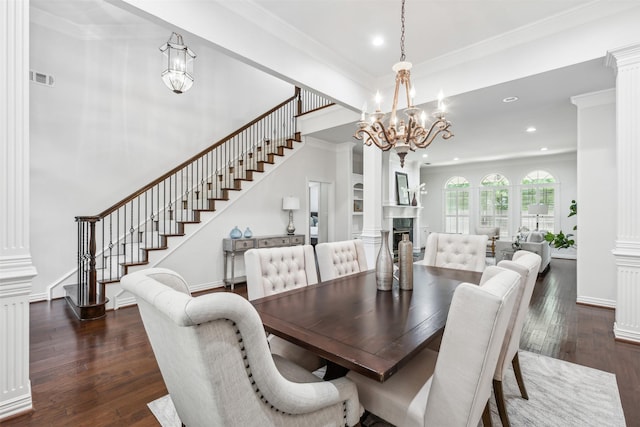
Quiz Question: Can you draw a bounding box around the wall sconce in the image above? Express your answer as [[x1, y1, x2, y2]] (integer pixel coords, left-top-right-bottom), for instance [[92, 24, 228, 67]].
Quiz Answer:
[[282, 196, 300, 235], [159, 32, 196, 94]]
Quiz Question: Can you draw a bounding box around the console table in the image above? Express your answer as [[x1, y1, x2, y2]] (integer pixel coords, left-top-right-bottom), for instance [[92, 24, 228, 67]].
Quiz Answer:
[[222, 234, 305, 290]]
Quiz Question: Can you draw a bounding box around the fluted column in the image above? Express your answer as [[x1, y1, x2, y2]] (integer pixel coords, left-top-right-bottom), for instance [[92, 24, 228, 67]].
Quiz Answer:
[[360, 146, 385, 266], [0, 0, 37, 419], [606, 43, 640, 343]]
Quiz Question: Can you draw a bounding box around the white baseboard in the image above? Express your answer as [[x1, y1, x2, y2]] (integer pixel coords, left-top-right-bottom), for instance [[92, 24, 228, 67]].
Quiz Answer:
[[552, 253, 577, 260], [112, 280, 225, 310], [614, 322, 640, 344], [576, 296, 616, 309], [190, 280, 224, 293], [0, 385, 32, 421], [29, 292, 48, 302]]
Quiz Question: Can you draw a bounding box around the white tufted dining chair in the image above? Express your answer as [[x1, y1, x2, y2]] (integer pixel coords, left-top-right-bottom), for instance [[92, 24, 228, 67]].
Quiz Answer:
[[121, 268, 362, 427], [346, 266, 522, 427], [415, 232, 488, 272], [315, 239, 369, 282], [245, 245, 324, 371], [488, 250, 542, 427]]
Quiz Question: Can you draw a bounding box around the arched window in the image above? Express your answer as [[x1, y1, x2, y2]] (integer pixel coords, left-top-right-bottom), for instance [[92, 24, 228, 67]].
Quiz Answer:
[[444, 176, 470, 234], [479, 173, 509, 237], [521, 170, 556, 232]]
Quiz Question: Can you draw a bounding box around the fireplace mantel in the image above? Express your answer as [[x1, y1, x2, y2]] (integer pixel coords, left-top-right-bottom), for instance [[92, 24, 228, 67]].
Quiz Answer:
[[383, 204, 422, 219]]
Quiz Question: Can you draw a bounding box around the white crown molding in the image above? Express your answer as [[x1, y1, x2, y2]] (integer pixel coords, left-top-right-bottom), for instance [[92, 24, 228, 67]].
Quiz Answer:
[[571, 88, 615, 108], [30, 4, 165, 41], [220, 0, 375, 88], [411, 1, 639, 82]]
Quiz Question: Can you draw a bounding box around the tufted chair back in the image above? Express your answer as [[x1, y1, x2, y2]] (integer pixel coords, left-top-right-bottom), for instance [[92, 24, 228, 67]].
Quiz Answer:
[[244, 245, 324, 371], [315, 239, 369, 281], [121, 268, 362, 427], [417, 232, 488, 272], [245, 245, 318, 301]]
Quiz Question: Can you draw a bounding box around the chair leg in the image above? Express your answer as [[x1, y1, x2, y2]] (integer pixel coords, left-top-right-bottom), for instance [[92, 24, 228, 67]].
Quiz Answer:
[[482, 400, 493, 427], [493, 379, 510, 427], [512, 352, 529, 400]]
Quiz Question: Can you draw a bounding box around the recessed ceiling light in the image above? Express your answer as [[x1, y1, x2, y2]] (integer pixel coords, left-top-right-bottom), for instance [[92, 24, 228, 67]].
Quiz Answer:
[[526, 126, 537, 133], [422, 154, 428, 158], [541, 147, 548, 151], [372, 36, 384, 47], [453, 157, 459, 161], [502, 96, 519, 103]]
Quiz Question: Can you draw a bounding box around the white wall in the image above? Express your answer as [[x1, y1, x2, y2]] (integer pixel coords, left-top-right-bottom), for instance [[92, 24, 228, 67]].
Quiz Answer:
[[29, 21, 292, 299], [153, 141, 339, 289], [573, 89, 617, 307], [419, 152, 578, 240]]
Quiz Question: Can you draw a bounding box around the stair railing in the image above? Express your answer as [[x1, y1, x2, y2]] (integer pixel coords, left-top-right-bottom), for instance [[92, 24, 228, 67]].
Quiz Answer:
[[72, 87, 333, 317]]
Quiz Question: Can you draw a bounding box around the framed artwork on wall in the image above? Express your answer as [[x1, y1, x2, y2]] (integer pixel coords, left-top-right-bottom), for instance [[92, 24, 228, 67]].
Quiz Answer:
[[396, 172, 410, 205]]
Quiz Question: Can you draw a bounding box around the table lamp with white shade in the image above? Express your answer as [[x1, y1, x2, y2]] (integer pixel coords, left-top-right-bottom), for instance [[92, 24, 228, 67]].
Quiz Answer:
[[528, 203, 548, 230], [282, 196, 300, 235]]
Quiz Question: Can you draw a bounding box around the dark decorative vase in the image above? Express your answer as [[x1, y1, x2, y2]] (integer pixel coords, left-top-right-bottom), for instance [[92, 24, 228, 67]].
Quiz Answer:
[[376, 230, 393, 291], [411, 193, 418, 206], [398, 234, 413, 290]]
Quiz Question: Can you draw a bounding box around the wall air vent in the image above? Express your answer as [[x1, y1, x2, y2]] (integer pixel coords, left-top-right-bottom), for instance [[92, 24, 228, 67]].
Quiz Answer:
[[29, 70, 55, 87]]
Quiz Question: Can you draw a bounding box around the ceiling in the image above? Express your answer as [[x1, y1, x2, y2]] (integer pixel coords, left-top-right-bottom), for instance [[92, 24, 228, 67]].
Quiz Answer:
[[30, 0, 618, 167]]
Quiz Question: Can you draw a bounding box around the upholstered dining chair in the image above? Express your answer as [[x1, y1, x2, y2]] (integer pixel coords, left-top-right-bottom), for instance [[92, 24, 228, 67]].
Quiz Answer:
[[415, 232, 488, 272], [244, 245, 324, 371], [488, 250, 542, 427], [121, 268, 362, 427], [346, 266, 522, 427], [315, 239, 369, 281]]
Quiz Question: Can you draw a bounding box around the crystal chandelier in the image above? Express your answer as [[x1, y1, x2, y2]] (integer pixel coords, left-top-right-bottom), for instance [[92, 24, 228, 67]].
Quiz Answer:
[[354, 0, 453, 167], [160, 32, 196, 94]]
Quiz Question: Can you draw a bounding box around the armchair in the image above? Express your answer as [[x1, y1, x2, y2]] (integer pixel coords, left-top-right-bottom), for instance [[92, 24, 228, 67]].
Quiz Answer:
[[495, 231, 550, 273], [121, 268, 362, 427], [476, 225, 500, 257]]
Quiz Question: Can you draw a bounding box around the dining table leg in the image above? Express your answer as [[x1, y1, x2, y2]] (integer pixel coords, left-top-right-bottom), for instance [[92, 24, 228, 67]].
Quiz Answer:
[[323, 361, 349, 380]]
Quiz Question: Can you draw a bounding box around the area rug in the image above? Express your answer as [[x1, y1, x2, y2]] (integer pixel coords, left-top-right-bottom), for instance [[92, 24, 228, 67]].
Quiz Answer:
[[147, 351, 625, 426]]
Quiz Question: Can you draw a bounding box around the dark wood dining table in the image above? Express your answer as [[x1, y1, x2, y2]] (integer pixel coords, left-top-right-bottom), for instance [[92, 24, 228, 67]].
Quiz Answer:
[[252, 264, 482, 382]]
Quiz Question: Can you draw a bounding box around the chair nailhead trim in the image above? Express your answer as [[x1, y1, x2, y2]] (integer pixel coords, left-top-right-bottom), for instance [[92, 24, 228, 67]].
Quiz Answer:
[[231, 323, 292, 416]]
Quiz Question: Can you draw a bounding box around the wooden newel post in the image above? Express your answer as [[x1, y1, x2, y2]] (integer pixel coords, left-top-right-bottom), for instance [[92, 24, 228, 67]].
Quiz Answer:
[[87, 218, 98, 304], [295, 86, 302, 116], [69, 216, 106, 320]]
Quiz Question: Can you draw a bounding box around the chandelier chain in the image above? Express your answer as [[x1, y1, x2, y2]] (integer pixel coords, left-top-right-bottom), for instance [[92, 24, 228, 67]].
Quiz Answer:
[[353, 0, 454, 168], [400, 0, 406, 61]]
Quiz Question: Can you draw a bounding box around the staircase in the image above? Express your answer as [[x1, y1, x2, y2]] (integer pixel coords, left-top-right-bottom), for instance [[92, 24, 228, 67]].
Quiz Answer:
[[66, 87, 333, 320]]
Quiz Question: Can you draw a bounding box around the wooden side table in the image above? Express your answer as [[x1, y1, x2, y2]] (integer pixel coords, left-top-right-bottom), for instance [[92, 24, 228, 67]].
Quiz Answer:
[[222, 234, 305, 290]]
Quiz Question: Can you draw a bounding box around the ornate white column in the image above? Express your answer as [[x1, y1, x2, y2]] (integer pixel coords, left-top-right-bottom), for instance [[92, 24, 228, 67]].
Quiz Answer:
[[606, 43, 640, 343], [360, 146, 385, 266], [0, 0, 37, 419]]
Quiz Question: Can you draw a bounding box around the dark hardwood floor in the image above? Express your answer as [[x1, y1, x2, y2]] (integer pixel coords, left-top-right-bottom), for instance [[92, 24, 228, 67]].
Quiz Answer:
[[5, 259, 639, 426]]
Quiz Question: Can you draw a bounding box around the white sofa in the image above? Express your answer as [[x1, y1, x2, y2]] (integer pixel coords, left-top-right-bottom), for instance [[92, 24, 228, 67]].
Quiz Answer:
[[495, 231, 551, 273]]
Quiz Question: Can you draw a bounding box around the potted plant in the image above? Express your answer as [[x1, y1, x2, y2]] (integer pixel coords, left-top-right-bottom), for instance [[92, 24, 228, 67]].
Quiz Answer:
[[544, 199, 577, 249]]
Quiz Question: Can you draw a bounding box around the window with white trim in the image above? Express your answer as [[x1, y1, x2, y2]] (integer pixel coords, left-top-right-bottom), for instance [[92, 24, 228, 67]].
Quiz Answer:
[[521, 170, 555, 232], [444, 176, 470, 234], [479, 173, 509, 238]]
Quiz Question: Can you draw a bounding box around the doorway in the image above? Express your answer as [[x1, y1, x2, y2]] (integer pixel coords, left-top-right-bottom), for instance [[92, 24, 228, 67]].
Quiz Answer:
[[308, 181, 332, 246]]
